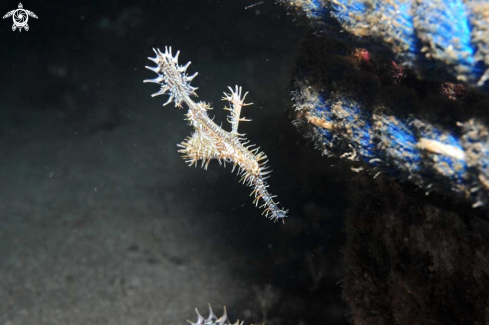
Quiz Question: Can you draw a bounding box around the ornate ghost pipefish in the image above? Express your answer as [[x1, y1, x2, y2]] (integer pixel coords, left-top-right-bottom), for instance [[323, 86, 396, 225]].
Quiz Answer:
[[144, 47, 287, 222]]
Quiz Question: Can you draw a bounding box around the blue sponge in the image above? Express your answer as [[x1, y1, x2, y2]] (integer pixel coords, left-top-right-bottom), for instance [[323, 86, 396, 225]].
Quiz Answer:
[[292, 36, 489, 208], [282, 0, 489, 91]]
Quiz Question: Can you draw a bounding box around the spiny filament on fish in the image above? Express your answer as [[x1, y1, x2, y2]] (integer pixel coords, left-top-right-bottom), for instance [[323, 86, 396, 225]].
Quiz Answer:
[[189, 305, 243, 325], [144, 46, 287, 222]]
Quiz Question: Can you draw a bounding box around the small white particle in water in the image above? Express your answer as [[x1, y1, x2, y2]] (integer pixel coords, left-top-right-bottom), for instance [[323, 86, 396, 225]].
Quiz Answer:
[[255, 9, 260, 15], [164, 191, 174, 202], [49, 171, 55, 177], [94, 187, 97, 192]]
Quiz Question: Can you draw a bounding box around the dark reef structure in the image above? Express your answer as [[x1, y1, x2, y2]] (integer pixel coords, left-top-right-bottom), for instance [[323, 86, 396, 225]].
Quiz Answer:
[[344, 176, 489, 324]]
